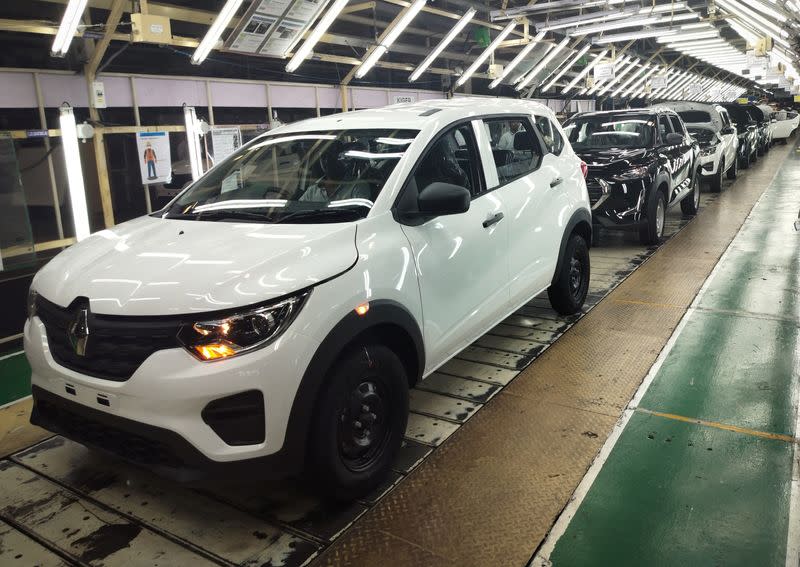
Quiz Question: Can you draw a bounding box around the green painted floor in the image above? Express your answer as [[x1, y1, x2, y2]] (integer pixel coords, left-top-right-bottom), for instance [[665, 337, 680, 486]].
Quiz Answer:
[[548, 145, 800, 566], [0, 353, 30, 407]]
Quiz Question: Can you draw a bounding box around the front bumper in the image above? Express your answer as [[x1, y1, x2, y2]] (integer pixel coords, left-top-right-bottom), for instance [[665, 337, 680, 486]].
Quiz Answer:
[[698, 149, 721, 177], [587, 177, 648, 231], [24, 314, 319, 477]]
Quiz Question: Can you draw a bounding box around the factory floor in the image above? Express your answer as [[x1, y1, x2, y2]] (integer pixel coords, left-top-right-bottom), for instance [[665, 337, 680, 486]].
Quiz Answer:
[[0, 138, 797, 567]]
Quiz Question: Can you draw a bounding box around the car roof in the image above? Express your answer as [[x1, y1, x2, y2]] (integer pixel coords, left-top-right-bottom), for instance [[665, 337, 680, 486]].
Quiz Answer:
[[270, 97, 557, 135]]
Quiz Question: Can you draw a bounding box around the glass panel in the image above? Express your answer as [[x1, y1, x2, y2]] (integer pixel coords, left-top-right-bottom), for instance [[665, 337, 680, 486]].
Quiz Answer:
[[0, 133, 36, 271]]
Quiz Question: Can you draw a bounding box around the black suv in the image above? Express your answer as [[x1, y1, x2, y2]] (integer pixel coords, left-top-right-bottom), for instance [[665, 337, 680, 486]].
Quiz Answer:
[[738, 103, 771, 156], [563, 109, 700, 245], [719, 102, 759, 167]]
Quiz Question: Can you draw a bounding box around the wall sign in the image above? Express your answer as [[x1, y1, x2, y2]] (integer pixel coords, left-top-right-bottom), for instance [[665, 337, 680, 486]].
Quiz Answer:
[[210, 127, 243, 164], [593, 63, 615, 81], [650, 75, 668, 89], [393, 95, 415, 104], [136, 132, 172, 185]]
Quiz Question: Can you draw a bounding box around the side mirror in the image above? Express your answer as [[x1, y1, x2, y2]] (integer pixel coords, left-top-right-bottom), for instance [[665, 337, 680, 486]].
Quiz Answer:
[[417, 182, 471, 216], [665, 132, 683, 146]]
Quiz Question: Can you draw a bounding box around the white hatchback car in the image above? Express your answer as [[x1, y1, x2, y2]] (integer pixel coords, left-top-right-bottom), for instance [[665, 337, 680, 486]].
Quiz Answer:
[[25, 98, 591, 498]]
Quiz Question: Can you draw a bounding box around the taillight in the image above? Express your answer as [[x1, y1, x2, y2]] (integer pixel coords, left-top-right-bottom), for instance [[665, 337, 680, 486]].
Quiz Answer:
[[580, 161, 588, 178]]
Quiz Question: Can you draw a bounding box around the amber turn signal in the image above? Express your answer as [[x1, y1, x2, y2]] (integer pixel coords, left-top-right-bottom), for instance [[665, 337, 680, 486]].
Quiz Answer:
[[194, 342, 238, 360]]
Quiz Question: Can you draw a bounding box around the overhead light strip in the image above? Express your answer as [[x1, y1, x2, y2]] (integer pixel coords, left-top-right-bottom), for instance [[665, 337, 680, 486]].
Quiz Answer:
[[410, 8, 476, 82], [286, 0, 350, 73], [192, 0, 245, 64], [456, 20, 517, 87], [488, 30, 546, 89], [356, 0, 427, 79], [515, 36, 571, 91], [52, 0, 88, 57], [541, 43, 591, 92], [563, 48, 609, 93]]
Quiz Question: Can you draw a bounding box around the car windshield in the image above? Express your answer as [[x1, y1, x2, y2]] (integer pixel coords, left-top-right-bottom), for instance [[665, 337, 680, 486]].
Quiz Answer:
[[677, 110, 712, 124], [163, 128, 418, 223], [723, 106, 753, 126], [563, 114, 655, 150]]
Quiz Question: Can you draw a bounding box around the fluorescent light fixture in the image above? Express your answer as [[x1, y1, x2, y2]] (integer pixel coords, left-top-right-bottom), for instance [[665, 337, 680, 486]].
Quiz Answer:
[[51, 0, 88, 57], [568, 12, 697, 37], [286, 0, 349, 73], [192, 0, 245, 64], [488, 30, 545, 88], [410, 8, 476, 82], [598, 59, 640, 95], [563, 48, 608, 93], [515, 37, 570, 91], [59, 105, 90, 241], [541, 44, 591, 92], [183, 106, 204, 181], [618, 65, 657, 97], [456, 20, 517, 87], [656, 30, 718, 43], [357, 0, 427, 79], [585, 55, 629, 94], [592, 28, 678, 44]]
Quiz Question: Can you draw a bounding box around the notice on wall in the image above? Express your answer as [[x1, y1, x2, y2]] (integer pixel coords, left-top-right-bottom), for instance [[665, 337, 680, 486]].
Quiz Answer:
[[593, 63, 615, 81], [257, 0, 292, 16], [259, 18, 304, 56], [211, 127, 242, 164], [136, 132, 172, 185], [685, 83, 702, 97], [394, 94, 416, 104], [650, 74, 668, 89], [227, 0, 327, 58]]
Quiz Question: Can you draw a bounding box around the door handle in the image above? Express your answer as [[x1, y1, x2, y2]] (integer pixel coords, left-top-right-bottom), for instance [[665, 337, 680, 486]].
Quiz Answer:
[[482, 212, 504, 228], [550, 177, 563, 188]]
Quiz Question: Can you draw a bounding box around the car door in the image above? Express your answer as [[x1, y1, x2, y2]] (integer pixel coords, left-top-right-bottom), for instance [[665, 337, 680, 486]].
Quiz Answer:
[[479, 115, 561, 307], [664, 114, 694, 203], [398, 120, 510, 372], [718, 108, 737, 166]]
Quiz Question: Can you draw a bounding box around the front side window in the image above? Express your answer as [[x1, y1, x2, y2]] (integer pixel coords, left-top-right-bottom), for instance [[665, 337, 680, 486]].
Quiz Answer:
[[658, 115, 673, 140], [534, 115, 565, 155], [413, 123, 482, 196], [563, 114, 656, 150], [483, 118, 544, 186], [164, 128, 418, 223], [668, 115, 685, 135]]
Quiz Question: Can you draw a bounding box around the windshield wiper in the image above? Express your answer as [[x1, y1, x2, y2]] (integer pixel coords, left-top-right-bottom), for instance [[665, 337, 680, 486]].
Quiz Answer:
[[194, 209, 272, 222], [270, 207, 364, 224]]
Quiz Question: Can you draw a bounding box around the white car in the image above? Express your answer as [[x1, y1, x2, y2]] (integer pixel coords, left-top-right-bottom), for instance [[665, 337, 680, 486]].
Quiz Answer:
[[652, 102, 738, 192], [24, 98, 592, 498], [771, 109, 799, 143]]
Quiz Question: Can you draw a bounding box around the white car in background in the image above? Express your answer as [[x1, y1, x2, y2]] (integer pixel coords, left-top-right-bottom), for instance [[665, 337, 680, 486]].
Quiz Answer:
[[771, 109, 799, 143], [652, 102, 738, 192], [24, 98, 592, 499]]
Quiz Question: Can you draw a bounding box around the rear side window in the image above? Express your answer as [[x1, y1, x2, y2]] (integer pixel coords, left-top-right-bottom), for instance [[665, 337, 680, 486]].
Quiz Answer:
[[668, 115, 685, 135], [534, 116, 565, 155], [482, 117, 544, 187]]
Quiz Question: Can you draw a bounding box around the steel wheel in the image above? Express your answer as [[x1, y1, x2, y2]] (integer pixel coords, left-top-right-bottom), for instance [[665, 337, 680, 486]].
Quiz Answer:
[[655, 197, 665, 237], [338, 379, 390, 473]]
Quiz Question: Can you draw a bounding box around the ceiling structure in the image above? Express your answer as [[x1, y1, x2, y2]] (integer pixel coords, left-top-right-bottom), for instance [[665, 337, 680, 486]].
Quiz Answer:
[[1, 0, 800, 104]]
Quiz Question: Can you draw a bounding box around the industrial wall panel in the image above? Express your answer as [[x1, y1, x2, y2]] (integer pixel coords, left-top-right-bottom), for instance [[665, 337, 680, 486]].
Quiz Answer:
[[269, 84, 317, 108], [0, 72, 36, 108], [209, 81, 268, 108], [40, 74, 88, 107], [133, 77, 208, 107]]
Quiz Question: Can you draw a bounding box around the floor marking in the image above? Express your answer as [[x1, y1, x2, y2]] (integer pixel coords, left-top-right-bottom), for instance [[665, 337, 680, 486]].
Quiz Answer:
[[636, 407, 796, 443], [0, 395, 31, 412], [0, 350, 24, 362], [531, 159, 783, 567], [610, 298, 685, 310]]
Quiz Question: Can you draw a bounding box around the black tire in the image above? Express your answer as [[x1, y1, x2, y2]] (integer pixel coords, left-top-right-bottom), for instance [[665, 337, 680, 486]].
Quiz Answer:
[[680, 169, 700, 215], [639, 188, 666, 245], [740, 149, 750, 169], [548, 233, 590, 315], [750, 150, 757, 164], [757, 143, 765, 156], [726, 153, 738, 180], [307, 344, 408, 501], [709, 158, 724, 192]]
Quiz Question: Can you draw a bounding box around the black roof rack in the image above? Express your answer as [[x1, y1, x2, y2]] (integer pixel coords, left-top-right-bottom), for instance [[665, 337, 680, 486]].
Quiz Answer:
[[419, 108, 442, 116]]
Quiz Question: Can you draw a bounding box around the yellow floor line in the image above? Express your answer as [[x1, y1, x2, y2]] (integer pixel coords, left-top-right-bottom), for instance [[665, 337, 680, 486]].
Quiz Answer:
[[637, 407, 797, 443], [611, 298, 685, 310]]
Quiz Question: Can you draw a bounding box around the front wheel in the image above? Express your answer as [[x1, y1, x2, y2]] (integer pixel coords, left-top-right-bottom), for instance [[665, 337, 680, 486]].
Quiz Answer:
[[726, 153, 738, 180], [680, 169, 700, 215], [307, 344, 408, 501], [639, 189, 666, 245], [710, 158, 724, 192], [548, 233, 590, 315]]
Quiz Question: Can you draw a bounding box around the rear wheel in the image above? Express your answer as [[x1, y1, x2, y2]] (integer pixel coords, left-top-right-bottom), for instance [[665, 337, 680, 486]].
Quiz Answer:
[[710, 158, 724, 192], [639, 189, 666, 245], [548, 233, 590, 315], [307, 344, 408, 501], [726, 153, 738, 179], [680, 169, 700, 215]]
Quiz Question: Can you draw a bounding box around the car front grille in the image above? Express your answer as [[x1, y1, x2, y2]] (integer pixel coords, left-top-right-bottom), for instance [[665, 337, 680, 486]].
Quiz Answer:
[[586, 180, 604, 205], [36, 296, 182, 381]]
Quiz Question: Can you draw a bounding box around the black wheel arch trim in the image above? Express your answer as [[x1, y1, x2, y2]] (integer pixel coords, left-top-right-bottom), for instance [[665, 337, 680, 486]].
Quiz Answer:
[[552, 208, 592, 286], [282, 299, 424, 472]]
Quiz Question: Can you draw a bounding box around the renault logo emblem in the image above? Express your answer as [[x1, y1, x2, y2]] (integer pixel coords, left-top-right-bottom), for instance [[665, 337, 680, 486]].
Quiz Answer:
[[68, 308, 90, 356]]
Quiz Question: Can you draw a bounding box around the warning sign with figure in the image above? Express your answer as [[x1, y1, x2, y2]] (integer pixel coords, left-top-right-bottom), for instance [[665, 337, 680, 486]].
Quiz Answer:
[[136, 131, 172, 185]]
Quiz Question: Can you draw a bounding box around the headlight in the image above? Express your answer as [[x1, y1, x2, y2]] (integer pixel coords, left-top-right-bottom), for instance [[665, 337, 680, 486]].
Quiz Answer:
[[614, 166, 649, 181], [700, 144, 718, 157], [178, 291, 310, 361], [27, 287, 37, 319]]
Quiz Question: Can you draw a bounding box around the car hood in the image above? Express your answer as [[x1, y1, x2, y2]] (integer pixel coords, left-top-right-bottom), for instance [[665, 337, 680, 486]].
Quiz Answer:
[[577, 147, 648, 171], [33, 215, 358, 316]]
